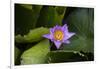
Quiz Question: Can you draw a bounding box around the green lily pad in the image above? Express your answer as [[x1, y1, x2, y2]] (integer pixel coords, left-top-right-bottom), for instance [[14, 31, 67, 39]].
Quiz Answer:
[[15, 47, 21, 65], [21, 39, 50, 64], [36, 6, 66, 27], [63, 8, 94, 53], [20, 4, 32, 10], [15, 27, 49, 43], [47, 50, 88, 63], [15, 4, 42, 35], [63, 35, 94, 53], [66, 8, 94, 38]]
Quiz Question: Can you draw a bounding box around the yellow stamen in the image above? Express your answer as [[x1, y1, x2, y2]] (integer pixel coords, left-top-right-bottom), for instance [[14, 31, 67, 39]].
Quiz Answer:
[[54, 30, 64, 41]]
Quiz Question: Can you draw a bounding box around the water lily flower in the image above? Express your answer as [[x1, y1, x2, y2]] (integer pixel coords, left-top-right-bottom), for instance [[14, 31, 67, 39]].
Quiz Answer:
[[43, 24, 75, 49]]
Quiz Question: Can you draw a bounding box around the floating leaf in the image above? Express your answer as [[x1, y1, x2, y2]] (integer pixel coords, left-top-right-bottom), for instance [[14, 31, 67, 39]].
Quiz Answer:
[[36, 6, 66, 27], [15, 35, 27, 43], [66, 8, 94, 38], [31, 5, 43, 27], [15, 27, 49, 43], [15, 4, 42, 35], [20, 4, 32, 10], [47, 50, 88, 63], [63, 35, 94, 53], [63, 8, 94, 53], [21, 39, 50, 64], [15, 47, 21, 65]]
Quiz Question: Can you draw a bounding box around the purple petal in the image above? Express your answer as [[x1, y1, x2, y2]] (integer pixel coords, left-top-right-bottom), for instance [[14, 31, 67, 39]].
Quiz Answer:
[[55, 25, 59, 28], [50, 28, 54, 33], [63, 40, 70, 44], [62, 24, 68, 32], [50, 28, 55, 39], [67, 32, 75, 38], [54, 41, 62, 49], [64, 32, 75, 40], [50, 39, 55, 42], [54, 25, 62, 30], [43, 34, 51, 39], [52, 25, 58, 31]]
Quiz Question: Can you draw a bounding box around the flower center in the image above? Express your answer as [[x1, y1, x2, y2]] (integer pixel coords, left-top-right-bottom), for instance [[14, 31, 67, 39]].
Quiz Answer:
[[54, 30, 64, 41]]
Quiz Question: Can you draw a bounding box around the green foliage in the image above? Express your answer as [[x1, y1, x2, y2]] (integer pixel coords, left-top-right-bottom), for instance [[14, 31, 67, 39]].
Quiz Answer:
[[36, 6, 66, 27], [15, 4, 94, 65], [21, 39, 50, 64], [15, 47, 21, 65], [47, 50, 88, 63], [21, 4, 33, 10], [15, 4, 43, 35], [24, 27, 49, 43], [63, 35, 94, 53], [66, 8, 94, 38], [63, 8, 94, 53], [15, 27, 49, 43]]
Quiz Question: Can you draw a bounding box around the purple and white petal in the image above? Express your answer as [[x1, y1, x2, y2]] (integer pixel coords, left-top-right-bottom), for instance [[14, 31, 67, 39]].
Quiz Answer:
[[63, 32, 75, 40], [50, 28, 54, 33], [43, 24, 75, 49], [63, 40, 70, 44], [62, 24, 68, 32], [54, 41, 62, 49], [43, 34, 51, 39], [55, 25, 62, 30], [50, 39, 55, 42], [67, 32, 75, 39]]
